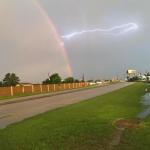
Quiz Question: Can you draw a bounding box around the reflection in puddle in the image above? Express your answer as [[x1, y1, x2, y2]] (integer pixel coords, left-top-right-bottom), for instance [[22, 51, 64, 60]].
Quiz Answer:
[[138, 93, 150, 119]]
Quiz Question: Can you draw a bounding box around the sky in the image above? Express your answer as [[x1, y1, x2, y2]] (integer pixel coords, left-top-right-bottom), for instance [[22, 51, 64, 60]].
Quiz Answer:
[[0, 0, 150, 83]]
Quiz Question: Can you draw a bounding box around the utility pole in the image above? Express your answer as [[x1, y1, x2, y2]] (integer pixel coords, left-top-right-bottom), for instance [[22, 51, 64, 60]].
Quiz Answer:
[[82, 73, 85, 82]]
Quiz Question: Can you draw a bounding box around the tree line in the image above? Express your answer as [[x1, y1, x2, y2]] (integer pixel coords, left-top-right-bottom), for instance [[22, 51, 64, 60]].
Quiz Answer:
[[0, 73, 84, 87], [42, 73, 82, 85], [0, 73, 20, 87]]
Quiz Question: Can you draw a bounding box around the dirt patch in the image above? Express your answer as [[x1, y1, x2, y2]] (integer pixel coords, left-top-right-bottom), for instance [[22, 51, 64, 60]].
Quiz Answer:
[[109, 118, 140, 149], [114, 119, 140, 129]]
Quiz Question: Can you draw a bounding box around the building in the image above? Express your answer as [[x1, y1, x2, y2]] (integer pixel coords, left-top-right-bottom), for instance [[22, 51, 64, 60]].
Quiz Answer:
[[16, 83, 32, 87], [127, 69, 138, 79]]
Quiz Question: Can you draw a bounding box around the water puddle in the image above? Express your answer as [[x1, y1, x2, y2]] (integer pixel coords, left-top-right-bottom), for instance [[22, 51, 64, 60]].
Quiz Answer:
[[138, 93, 150, 119]]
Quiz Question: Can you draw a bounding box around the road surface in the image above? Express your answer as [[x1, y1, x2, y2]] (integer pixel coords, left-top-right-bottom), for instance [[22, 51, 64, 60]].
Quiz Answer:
[[0, 82, 132, 128]]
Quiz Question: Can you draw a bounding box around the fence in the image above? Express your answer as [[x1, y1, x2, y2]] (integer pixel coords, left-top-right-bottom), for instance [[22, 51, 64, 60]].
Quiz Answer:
[[0, 82, 90, 97]]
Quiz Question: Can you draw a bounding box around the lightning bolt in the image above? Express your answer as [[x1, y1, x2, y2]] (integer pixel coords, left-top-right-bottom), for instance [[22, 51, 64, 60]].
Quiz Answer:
[[62, 23, 138, 40]]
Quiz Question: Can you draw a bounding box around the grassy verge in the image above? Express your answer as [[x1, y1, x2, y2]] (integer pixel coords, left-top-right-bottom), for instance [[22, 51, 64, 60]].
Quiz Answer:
[[0, 83, 148, 150]]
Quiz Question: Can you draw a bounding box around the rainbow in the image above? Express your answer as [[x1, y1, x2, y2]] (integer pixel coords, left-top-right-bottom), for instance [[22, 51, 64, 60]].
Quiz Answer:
[[32, 0, 73, 76]]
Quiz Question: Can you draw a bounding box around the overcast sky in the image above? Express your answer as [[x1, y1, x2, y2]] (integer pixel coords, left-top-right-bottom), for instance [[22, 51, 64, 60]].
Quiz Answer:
[[0, 0, 150, 82]]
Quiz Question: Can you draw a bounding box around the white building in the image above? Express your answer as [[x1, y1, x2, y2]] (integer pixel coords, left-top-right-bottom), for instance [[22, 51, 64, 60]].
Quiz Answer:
[[127, 69, 138, 78]]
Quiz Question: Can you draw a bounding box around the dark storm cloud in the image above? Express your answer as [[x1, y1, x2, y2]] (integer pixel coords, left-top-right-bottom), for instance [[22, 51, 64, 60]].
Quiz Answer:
[[41, 0, 150, 79], [0, 0, 150, 82]]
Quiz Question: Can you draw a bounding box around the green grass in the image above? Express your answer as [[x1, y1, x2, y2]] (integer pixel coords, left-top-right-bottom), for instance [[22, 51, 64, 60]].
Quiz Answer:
[[0, 83, 148, 150]]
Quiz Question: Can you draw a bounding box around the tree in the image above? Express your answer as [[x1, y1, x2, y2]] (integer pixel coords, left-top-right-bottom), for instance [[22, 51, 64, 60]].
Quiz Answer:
[[146, 72, 150, 76], [64, 77, 74, 83], [145, 72, 150, 81], [0, 81, 3, 87], [42, 78, 51, 85], [127, 76, 139, 82], [50, 73, 61, 84], [3, 73, 20, 86], [74, 79, 79, 83], [87, 80, 94, 82]]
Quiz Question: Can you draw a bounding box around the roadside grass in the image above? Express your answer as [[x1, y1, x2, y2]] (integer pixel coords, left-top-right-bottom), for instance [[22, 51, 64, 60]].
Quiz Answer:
[[116, 114, 150, 150], [0, 83, 148, 150]]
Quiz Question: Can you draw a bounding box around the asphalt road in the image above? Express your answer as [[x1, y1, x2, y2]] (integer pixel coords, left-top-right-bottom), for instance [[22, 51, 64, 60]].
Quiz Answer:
[[0, 82, 132, 128]]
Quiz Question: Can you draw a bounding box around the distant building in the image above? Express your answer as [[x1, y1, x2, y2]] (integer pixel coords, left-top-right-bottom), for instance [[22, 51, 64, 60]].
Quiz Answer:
[[127, 69, 138, 78], [95, 80, 102, 85], [16, 83, 32, 87], [89, 82, 96, 86]]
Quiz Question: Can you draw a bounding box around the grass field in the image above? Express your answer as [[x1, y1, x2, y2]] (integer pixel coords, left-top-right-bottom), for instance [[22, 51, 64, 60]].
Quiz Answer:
[[0, 83, 149, 150]]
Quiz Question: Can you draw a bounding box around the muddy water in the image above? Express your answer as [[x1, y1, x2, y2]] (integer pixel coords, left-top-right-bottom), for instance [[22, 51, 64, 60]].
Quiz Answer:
[[138, 93, 150, 119]]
